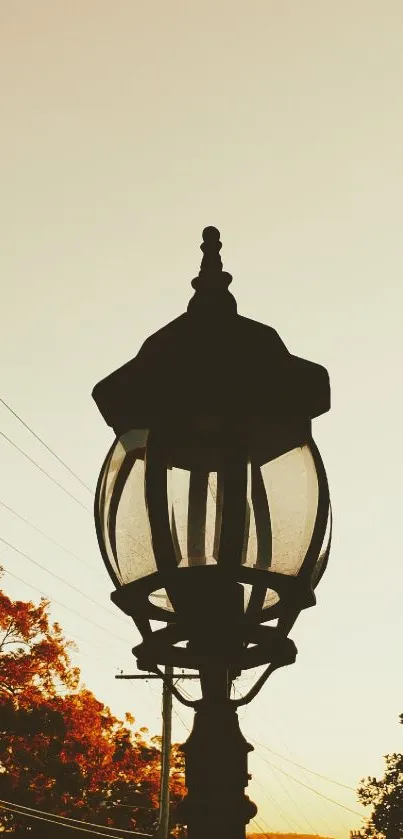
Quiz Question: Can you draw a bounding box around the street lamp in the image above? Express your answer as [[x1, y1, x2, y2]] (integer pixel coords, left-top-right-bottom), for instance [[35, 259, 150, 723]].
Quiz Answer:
[[92, 227, 331, 839]]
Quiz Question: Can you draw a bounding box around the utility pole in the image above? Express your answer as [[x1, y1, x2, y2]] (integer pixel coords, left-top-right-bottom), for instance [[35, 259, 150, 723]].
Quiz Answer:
[[115, 668, 197, 838], [156, 665, 173, 839]]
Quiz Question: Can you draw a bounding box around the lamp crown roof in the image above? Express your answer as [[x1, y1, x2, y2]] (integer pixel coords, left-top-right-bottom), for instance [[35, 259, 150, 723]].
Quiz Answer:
[[92, 227, 330, 435]]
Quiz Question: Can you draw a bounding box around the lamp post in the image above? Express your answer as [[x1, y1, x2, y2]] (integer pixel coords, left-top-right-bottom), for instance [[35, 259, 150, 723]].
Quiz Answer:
[[92, 227, 331, 839]]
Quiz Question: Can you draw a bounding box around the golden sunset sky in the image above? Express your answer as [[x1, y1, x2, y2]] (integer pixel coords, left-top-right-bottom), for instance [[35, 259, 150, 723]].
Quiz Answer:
[[1, 3, 403, 837]]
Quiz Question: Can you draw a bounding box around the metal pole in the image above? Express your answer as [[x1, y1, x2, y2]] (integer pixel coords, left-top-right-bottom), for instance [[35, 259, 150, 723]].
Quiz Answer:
[[156, 664, 173, 839], [177, 695, 256, 839], [176, 582, 257, 839]]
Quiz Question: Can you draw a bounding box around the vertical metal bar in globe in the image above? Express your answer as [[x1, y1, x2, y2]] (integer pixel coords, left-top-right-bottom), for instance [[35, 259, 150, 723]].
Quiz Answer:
[[187, 469, 209, 565], [217, 454, 248, 572], [246, 463, 273, 615], [144, 431, 177, 574]]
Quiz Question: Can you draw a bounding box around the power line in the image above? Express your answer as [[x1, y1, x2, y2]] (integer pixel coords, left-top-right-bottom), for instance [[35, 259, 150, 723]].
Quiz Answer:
[[245, 718, 350, 835], [0, 800, 150, 837], [0, 626, 115, 670], [251, 814, 272, 835], [260, 756, 319, 835], [0, 797, 150, 835], [252, 739, 354, 837], [0, 587, 139, 695], [0, 419, 149, 570], [251, 773, 298, 834], [253, 740, 359, 831], [0, 804, 122, 837], [0, 570, 125, 667], [0, 428, 91, 513], [0, 432, 147, 567], [250, 816, 265, 834], [0, 497, 105, 578], [1, 566, 133, 646], [0, 535, 128, 626], [273, 733, 340, 838], [0, 396, 93, 494], [62, 629, 126, 666], [171, 702, 191, 734], [256, 752, 363, 817], [254, 737, 356, 792]]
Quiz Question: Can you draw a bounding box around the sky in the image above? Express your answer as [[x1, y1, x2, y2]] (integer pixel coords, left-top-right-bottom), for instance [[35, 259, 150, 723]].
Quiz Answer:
[[0, 1, 403, 836]]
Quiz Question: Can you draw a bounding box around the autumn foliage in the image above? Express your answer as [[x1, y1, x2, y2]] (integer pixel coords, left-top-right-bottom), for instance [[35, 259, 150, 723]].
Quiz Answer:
[[0, 570, 184, 834]]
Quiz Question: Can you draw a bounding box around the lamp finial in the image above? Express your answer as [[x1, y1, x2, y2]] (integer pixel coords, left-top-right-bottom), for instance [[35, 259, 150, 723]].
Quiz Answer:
[[191, 227, 233, 292]]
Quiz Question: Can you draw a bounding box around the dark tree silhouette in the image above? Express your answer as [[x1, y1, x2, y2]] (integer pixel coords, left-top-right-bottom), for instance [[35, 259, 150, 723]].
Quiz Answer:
[[356, 714, 403, 838]]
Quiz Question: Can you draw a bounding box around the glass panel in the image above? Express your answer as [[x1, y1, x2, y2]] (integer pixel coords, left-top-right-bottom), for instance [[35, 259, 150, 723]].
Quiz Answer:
[[242, 583, 253, 610], [243, 445, 319, 577], [116, 459, 156, 584], [98, 430, 156, 585], [263, 589, 280, 609], [98, 439, 127, 583], [311, 504, 332, 589], [170, 467, 219, 568], [242, 466, 257, 567], [149, 587, 174, 612], [169, 466, 190, 563], [261, 445, 318, 576]]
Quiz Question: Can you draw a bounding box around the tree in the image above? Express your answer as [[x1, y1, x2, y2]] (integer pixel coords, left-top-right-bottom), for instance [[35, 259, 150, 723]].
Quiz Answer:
[[356, 714, 403, 838], [0, 569, 185, 834], [0, 582, 79, 704]]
